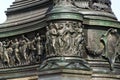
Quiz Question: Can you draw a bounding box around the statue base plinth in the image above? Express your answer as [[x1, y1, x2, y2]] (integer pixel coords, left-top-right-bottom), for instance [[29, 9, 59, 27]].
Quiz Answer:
[[38, 69, 92, 80], [88, 59, 120, 80], [92, 73, 120, 80], [39, 57, 91, 71], [38, 57, 92, 80]]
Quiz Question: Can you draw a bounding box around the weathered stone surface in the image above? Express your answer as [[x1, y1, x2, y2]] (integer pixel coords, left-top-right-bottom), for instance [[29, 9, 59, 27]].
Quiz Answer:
[[7, 76, 38, 80], [38, 69, 92, 80]]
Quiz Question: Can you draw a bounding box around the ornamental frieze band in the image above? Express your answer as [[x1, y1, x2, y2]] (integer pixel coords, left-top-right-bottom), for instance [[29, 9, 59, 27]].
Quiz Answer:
[[0, 0, 120, 80]]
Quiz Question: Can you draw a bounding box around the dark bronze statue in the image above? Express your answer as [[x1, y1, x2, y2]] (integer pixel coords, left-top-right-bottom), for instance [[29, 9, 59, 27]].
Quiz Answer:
[[0, 0, 120, 80]]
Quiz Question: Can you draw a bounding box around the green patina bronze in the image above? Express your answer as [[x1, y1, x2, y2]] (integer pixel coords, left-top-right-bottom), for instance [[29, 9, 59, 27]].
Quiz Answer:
[[47, 12, 83, 21], [0, 0, 119, 80], [84, 18, 120, 28]]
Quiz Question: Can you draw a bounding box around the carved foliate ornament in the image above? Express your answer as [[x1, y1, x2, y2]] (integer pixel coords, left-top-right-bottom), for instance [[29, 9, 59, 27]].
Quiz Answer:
[[101, 28, 120, 70]]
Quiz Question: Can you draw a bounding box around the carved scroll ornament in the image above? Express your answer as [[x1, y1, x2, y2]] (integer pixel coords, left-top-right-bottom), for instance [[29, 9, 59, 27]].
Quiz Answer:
[[101, 28, 120, 70]]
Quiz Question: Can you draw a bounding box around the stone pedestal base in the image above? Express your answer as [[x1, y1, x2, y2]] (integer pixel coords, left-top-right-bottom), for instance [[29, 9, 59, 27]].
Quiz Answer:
[[38, 69, 92, 80], [88, 59, 120, 80], [7, 76, 38, 80], [38, 57, 92, 80], [92, 73, 120, 80]]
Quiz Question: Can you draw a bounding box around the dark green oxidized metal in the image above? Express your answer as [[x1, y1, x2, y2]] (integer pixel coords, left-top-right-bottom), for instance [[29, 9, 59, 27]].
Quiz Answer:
[[40, 0, 120, 80], [47, 12, 83, 21], [40, 0, 91, 72], [0, 0, 119, 80], [84, 19, 120, 28], [47, 0, 83, 21]]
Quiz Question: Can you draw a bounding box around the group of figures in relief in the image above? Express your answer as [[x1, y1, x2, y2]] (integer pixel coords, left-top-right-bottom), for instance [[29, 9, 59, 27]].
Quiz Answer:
[[46, 20, 120, 70], [0, 21, 119, 70], [0, 33, 43, 67], [46, 21, 85, 57]]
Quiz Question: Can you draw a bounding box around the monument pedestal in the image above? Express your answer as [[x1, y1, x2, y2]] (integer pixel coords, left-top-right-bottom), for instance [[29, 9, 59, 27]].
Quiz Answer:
[[88, 59, 120, 80], [38, 69, 92, 80], [92, 73, 120, 80], [38, 57, 92, 80]]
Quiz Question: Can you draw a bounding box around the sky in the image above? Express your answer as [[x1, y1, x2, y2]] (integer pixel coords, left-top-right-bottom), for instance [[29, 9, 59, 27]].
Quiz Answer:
[[0, 0, 120, 23]]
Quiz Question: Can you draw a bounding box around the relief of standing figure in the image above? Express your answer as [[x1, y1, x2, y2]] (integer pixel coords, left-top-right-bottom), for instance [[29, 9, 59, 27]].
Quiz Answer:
[[28, 39, 36, 63], [2, 41, 12, 67], [34, 33, 43, 62], [0, 42, 3, 67], [46, 24, 58, 56], [12, 39, 21, 65], [19, 35, 29, 63]]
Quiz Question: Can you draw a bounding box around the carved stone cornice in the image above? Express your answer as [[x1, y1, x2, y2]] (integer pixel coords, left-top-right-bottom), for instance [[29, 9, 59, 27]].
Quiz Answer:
[[0, 64, 39, 79], [0, 1, 49, 38], [6, 0, 50, 14]]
